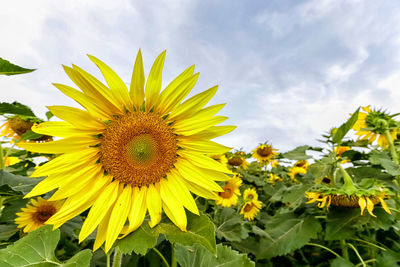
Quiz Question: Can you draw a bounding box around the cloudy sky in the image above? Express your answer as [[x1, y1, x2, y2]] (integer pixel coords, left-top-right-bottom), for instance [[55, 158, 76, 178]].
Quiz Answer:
[[2, 0, 400, 152]]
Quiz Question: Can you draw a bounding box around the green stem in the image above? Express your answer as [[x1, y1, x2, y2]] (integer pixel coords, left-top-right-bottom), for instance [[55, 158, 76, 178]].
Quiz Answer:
[[106, 251, 111, 267], [171, 242, 177, 267], [348, 243, 366, 267], [340, 240, 349, 261], [338, 164, 357, 193], [385, 130, 399, 165], [355, 259, 376, 267], [112, 247, 123, 267], [305, 243, 340, 258], [351, 238, 386, 251], [0, 143, 4, 170], [153, 248, 170, 267]]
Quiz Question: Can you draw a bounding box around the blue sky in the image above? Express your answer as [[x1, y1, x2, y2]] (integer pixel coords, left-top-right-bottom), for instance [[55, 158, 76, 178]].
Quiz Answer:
[[2, 0, 400, 152]]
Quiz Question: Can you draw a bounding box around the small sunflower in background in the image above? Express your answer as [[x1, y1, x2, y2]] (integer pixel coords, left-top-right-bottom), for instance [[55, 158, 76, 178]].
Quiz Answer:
[[240, 188, 262, 221], [352, 106, 398, 148], [19, 50, 235, 252], [288, 166, 307, 182], [267, 173, 283, 185], [252, 143, 278, 164], [334, 146, 351, 163], [210, 154, 228, 165], [0, 115, 52, 142], [216, 174, 242, 207], [15, 197, 62, 233], [294, 160, 309, 170], [226, 151, 249, 170]]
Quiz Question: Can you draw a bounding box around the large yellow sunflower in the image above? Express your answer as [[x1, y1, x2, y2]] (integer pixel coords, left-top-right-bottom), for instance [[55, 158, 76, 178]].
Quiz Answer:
[[18, 50, 235, 252], [15, 197, 62, 233], [352, 106, 397, 148], [216, 174, 242, 207], [252, 144, 278, 164]]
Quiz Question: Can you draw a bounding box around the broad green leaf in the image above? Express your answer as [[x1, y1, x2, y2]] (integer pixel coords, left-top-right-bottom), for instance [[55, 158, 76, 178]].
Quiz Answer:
[[325, 208, 367, 240], [231, 236, 259, 256], [0, 225, 18, 241], [45, 111, 54, 120], [0, 58, 35, 75], [0, 198, 28, 223], [175, 243, 255, 267], [118, 213, 216, 255], [19, 130, 44, 141], [332, 108, 359, 144], [376, 250, 400, 267], [0, 170, 42, 194], [281, 182, 314, 209], [330, 257, 355, 267], [281, 145, 311, 160], [257, 213, 321, 259], [214, 208, 249, 242], [0, 102, 36, 117], [0, 225, 92, 266]]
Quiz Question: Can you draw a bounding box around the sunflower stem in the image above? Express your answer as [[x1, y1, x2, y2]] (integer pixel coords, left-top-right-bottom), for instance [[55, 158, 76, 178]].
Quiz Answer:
[[340, 239, 349, 261], [338, 164, 357, 193], [348, 243, 366, 267], [305, 242, 340, 258], [384, 129, 399, 165], [112, 247, 123, 267], [171, 242, 177, 267], [153, 247, 170, 267], [0, 143, 4, 170], [106, 251, 111, 267]]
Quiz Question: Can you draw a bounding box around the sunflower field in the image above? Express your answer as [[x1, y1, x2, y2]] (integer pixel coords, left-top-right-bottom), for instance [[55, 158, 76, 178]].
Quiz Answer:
[[1, 55, 400, 267]]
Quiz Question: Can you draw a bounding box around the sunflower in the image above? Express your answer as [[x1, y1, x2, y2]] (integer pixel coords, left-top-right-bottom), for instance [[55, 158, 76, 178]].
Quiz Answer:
[[271, 160, 279, 168], [288, 166, 307, 182], [252, 144, 278, 164], [334, 146, 351, 163], [240, 200, 262, 221], [352, 106, 398, 148], [267, 173, 283, 185], [294, 160, 309, 170], [0, 116, 52, 142], [243, 188, 258, 202], [18, 50, 235, 252], [216, 174, 242, 207], [227, 152, 249, 169], [15, 197, 62, 233], [210, 154, 228, 165], [305, 192, 391, 217]]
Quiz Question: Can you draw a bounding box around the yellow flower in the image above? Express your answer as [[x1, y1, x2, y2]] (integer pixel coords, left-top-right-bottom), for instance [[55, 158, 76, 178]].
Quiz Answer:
[[243, 188, 258, 202], [335, 146, 351, 163], [227, 155, 249, 169], [15, 197, 62, 233], [252, 144, 278, 164], [4, 156, 20, 166], [352, 106, 397, 148], [0, 117, 52, 142], [268, 173, 283, 185], [210, 154, 228, 165], [216, 174, 242, 207], [240, 200, 262, 221], [288, 166, 307, 182], [18, 50, 235, 252], [294, 160, 309, 171]]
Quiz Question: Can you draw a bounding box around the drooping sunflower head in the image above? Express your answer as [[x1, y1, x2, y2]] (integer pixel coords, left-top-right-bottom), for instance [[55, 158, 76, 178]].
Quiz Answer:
[[216, 174, 242, 207], [227, 153, 249, 169], [240, 200, 262, 221], [352, 106, 398, 148], [18, 50, 235, 253], [15, 197, 62, 233], [243, 188, 258, 202], [252, 143, 278, 164]]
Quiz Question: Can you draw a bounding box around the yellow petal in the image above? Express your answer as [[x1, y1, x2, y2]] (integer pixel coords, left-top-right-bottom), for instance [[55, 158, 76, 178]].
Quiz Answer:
[[358, 197, 366, 215], [160, 179, 187, 231], [146, 183, 162, 228], [145, 50, 166, 111], [169, 85, 218, 120], [378, 197, 392, 215], [105, 185, 132, 253], [167, 169, 199, 215], [178, 150, 232, 174], [174, 115, 227, 136], [130, 49, 145, 108], [32, 121, 100, 138], [18, 136, 99, 154], [188, 125, 236, 140], [366, 197, 376, 217], [93, 208, 113, 252], [120, 186, 147, 238], [178, 140, 232, 155], [47, 105, 105, 130]]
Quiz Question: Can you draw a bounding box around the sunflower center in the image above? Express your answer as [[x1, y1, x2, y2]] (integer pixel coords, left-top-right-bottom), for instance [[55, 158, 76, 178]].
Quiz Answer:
[[33, 205, 57, 224], [100, 112, 178, 187], [219, 186, 233, 199], [243, 203, 254, 212], [244, 194, 254, 202], [257, 147, 272, 157], [228, 157, 243, 166]]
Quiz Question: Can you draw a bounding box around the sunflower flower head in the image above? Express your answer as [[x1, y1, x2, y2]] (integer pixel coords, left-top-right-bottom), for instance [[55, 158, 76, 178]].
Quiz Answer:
[[267, 173, 283, 185], [288, 166, 307, 183], [0, 116, 52, 142], [294, 160, 309, 170], [352, 106, 398, 148], [15, 197, 62, 233], [252, 143, 278, 164], [240, 198, 262, 221], [210, 154, 228, 165], [227, 151, 249, 170], [243, 188, 258, 202], [216, 174, 242, 207], [18, 50, 235, 252]]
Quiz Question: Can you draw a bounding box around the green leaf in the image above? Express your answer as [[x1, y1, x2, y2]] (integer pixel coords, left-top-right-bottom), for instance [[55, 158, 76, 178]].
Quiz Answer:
[[0, 170, 42, 194], [325, 208, 367, 240], [376, 250, 400, 267], [0, 225, 18, 241], [0, 225, 92, 266], [281, 145, 312, 160], [19, 130, 44, 141], [118, 213, 216, 255], [330, 257, 355, 267], [45, 111, 54, 120], [0, 102, 36, 117], [332, 107, 360, 144], [214, 208, 249, 242], [281, 182, 314, 209], [0, 58, 35, 75], [257, 213, 321, 259], [175, 243, 255, 267]]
